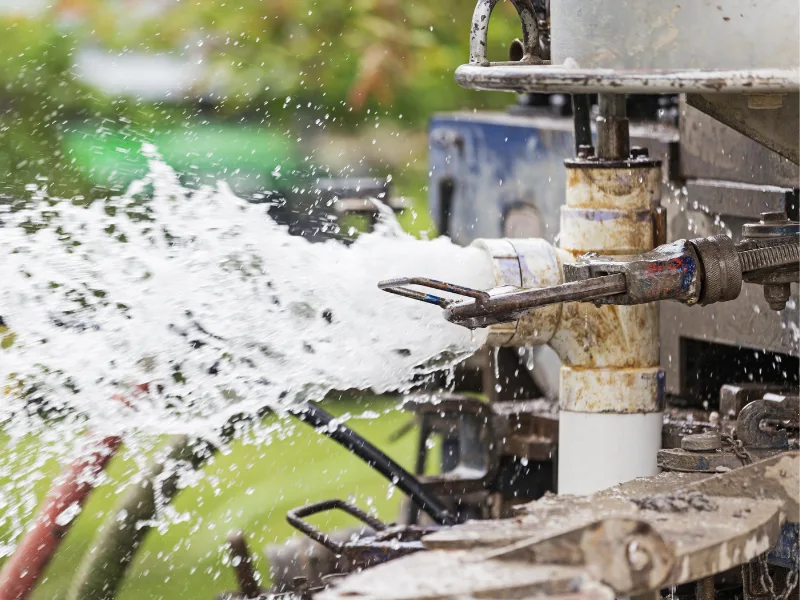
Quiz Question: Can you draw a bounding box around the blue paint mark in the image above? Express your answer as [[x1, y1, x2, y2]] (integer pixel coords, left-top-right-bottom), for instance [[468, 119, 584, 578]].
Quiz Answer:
[[677, 256, 696, 293], [562, 209, 652, 222], [420, 294, 444, 305], [696, 457, 710, 471]]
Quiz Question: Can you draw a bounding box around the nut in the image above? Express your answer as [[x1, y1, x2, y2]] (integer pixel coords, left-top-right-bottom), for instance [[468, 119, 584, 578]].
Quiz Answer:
[[681, 431, 722, 452], [763, 283, 791, 311]]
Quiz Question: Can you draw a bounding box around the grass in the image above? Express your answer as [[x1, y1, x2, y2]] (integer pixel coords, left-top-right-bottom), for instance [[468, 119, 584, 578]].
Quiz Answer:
[[2, 396, 424, 600]]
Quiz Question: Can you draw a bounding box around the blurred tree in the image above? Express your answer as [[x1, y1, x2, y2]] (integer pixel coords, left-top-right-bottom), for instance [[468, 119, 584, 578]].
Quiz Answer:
[[0, 17, 108, 197], [0, 1, 524, 198], [71, 0, 522, 124]]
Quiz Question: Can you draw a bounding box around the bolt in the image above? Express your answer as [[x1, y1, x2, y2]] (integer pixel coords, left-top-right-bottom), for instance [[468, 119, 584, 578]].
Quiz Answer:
[[763, 283, 791, 311], [630, 146, 649, 158], [577, 144, 595, 159]]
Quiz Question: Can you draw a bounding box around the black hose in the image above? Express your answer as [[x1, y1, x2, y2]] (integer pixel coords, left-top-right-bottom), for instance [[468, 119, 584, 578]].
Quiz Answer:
[[289, 402, 458, 526], [571, 94, 592, 154]]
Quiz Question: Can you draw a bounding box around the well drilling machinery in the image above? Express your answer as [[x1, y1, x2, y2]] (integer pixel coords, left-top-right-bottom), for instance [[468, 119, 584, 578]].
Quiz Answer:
[[226, 2, 800, 599]]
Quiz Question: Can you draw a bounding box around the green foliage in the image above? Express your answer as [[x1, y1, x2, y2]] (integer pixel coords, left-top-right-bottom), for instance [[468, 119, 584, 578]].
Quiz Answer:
[[0, 2, 524, 201], [0, 18, 98, 197], [72, 0, 523, 124]]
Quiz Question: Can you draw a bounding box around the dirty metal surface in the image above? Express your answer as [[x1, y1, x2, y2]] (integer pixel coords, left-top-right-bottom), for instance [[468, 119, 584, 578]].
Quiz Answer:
[[768, 523, 800, 569], [684, 181, 797, 222], [317, 491, 783, 599], [399, 455, 797, 592], [687, 93, 799, 165], [468, 0, 541, 67], [684, 451, 800, 522], [424, 491, 782, 584], [454, 65, 800, 95], [316, 550, 608, 600], [720, 384, 796, 420], [657, 447, 779, 473], [679, 101, 800, 187], [737, 396, 798, 449], [474, 517, 675, 595]]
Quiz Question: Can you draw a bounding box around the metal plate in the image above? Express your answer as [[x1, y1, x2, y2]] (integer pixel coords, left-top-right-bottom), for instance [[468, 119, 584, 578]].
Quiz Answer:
[[454, 65, 800, 95], [679, 102, 800, 187]]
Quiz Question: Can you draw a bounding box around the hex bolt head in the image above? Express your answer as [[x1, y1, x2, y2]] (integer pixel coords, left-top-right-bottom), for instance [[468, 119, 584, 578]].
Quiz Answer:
[[763, 283, 791, 311], [681, 431, 722, 452]]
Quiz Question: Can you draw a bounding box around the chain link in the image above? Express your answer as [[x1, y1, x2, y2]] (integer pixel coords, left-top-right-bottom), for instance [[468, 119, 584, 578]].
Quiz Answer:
[[755, 530, 799, 600], [720, 432, 754, 466], [720, 432, 797, 600]]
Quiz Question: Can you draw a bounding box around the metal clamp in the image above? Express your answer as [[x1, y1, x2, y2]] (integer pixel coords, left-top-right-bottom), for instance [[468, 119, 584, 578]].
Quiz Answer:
[[740, 212, 800, 311], [737, 395, 799, 450], [564, 239, 702, 306], [469, 0, 541, 66]]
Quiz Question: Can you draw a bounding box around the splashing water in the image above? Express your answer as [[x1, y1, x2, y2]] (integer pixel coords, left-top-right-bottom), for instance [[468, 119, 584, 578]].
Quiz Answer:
[[0, 147, 492, 450]]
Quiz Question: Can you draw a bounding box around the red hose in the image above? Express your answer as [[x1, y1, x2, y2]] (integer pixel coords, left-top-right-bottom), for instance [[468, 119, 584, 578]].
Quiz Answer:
[[0, 383, 151, 600], [0, 434, 122, 600]]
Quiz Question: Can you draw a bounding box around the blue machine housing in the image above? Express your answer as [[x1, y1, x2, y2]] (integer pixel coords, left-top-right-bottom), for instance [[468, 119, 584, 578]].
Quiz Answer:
[[428, 111, 575, 246]]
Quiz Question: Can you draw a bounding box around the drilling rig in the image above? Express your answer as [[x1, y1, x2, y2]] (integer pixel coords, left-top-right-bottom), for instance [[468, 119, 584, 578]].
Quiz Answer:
[[236, 2, 800, 599]]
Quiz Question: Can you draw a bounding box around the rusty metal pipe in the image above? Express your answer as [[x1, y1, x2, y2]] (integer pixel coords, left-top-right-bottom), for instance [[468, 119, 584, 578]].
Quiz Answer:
[[465, 152, 664, 495]]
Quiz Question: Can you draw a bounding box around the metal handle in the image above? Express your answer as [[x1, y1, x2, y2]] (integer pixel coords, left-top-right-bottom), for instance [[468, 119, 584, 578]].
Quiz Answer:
[[378, 277, 491, 308], [378, 273, 626, 329], [469, 0, 540, 66], [444, 274, 626, 328], [286, 499, 387, 555]]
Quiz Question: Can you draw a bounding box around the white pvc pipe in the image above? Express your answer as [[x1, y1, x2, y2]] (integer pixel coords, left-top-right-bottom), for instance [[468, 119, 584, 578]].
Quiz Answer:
[[557, 410, 663, 496]]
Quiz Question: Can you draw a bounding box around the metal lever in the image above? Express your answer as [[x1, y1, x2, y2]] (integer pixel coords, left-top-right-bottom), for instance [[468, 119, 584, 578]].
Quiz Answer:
[[378, 274, 626, 329]]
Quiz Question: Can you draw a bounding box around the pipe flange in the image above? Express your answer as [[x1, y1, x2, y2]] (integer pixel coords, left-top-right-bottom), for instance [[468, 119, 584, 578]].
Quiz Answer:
[[691, 235, 743, 305]]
